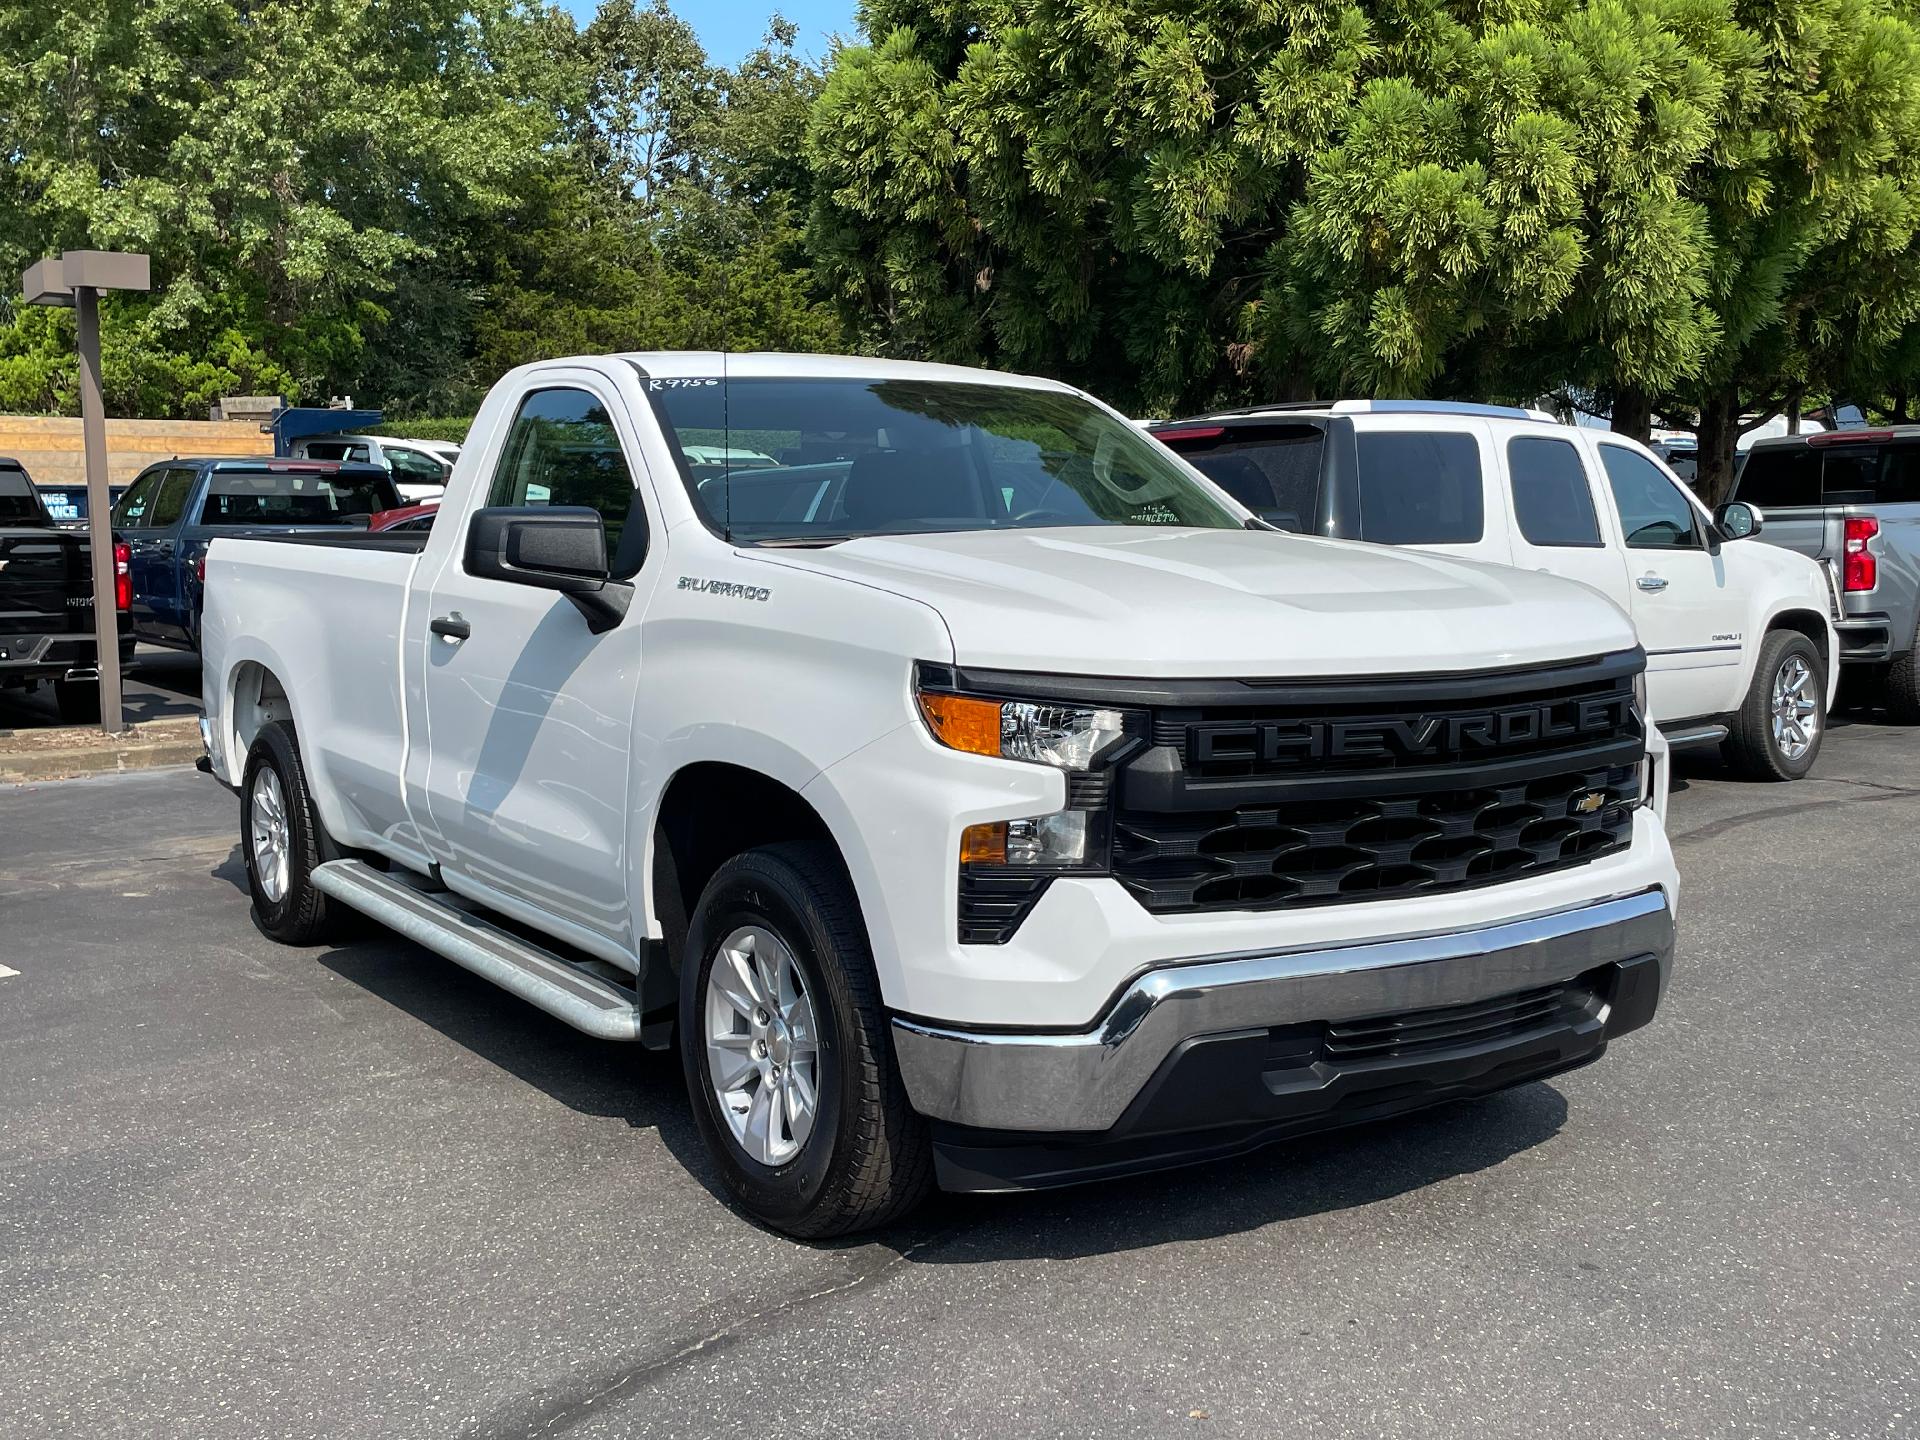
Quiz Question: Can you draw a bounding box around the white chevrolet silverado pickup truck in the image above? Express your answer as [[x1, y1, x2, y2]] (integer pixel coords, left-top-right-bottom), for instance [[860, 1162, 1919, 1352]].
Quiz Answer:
[[200, 353, 1679, 1236]]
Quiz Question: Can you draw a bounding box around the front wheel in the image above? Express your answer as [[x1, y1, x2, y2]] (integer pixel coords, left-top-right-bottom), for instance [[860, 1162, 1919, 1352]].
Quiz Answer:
[[679, 842, 932, 1238], [1724, 631, 1826, 781]]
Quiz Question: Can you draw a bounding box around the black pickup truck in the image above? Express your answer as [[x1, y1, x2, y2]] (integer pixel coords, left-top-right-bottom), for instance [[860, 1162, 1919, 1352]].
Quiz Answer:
[[1, 458, 134, 723]]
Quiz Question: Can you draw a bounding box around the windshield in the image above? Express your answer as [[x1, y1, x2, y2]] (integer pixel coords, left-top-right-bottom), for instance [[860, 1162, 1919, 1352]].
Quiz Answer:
[[644, 376, 1243, 542], [0, 469, 50, 526]]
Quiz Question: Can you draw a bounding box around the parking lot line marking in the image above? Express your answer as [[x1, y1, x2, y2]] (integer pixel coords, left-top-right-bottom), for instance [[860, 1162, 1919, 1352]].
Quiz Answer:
[[0, 964, 18, 979]]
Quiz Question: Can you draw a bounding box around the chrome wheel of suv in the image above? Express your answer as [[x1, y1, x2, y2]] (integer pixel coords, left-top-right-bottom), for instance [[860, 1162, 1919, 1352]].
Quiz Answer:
[[703, 924, 820, 1167], [1770, 653, 1819, 761]]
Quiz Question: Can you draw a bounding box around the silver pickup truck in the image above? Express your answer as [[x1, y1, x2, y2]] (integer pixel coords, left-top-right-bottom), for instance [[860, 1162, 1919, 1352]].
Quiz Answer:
[[1732, 429, 1920, 720]]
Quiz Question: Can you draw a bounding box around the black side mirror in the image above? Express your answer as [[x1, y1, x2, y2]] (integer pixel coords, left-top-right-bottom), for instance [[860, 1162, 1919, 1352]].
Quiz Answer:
[[465, 506, 632, 632], [1714, 500, 1763, 541]]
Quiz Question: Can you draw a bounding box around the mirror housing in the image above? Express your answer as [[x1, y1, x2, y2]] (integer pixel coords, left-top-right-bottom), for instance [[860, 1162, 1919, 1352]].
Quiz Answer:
[[1714, 500, 1764, 542], [465, 506, 632, 632]]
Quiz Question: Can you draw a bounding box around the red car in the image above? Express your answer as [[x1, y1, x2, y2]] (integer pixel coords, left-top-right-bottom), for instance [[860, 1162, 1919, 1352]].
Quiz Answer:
[[367, 500, 439, 534]]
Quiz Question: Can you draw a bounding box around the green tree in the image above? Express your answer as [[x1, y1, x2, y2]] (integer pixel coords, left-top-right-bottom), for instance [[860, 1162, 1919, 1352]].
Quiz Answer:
[[0, 0, 558, 415], [1672, 0, 1920, 500]]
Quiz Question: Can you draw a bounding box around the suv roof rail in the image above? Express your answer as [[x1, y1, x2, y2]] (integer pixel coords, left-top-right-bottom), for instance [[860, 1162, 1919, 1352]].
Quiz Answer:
[[1330, 399, 1558, 422], [1150, 399, 1559, 426]]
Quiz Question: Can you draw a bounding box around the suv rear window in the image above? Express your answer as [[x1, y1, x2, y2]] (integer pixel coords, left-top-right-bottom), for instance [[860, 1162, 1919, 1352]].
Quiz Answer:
[[1507, 436, 1601, 546], [1153, 424, 1328, 532], [1354, 431, 1484, 544], [199, 468, 398, 526]]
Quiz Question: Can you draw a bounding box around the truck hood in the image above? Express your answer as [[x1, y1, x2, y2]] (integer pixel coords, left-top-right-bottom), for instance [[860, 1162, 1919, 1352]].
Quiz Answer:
[[757, 526, 1637, 677]]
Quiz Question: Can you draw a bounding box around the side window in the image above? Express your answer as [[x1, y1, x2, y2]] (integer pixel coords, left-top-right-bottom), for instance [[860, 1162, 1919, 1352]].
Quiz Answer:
[[1508, 437, 1601, 547], [111, 470, 164, 527], [1599, 445, 1702, 549], [388, 448, 448, 486], [1353, 431, 1484, 544], [1736, 447, 1821, 508], [485, 387, 645, 575], [148, 468, 197, 528]]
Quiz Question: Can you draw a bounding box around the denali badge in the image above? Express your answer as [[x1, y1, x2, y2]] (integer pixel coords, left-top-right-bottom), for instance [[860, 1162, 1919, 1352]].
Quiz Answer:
[[1189, 694, 1633, 765]]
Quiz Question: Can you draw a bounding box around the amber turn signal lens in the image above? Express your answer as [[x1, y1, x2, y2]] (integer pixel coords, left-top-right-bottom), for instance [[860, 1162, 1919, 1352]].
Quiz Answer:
[[917, 692, 1003, 757], [959, 820, 1008, 865]]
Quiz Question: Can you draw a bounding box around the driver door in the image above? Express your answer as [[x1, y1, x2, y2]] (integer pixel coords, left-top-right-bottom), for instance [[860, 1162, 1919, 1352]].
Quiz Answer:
[[414, 376, 656, 957], [1587, 437, 1741, 723]]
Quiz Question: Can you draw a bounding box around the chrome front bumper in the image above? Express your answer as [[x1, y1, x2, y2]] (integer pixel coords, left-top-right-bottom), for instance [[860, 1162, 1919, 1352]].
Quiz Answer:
[[892, 887, 1675, 1134]]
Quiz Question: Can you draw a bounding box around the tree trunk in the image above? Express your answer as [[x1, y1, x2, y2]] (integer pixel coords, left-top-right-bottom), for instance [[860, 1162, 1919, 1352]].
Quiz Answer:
[[1696, 385, 1741, 506], [1610, 385, 1653, 443]]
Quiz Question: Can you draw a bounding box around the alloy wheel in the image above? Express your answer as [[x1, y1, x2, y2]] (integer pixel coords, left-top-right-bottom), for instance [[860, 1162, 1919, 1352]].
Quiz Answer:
[[703, 925, 821, 1167], [249, 766, 291, 903], [1770, 653, 1820, 762]]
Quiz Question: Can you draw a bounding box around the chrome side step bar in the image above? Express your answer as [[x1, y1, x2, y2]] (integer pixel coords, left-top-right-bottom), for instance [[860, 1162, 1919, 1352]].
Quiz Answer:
[[311, 859, 643, 1041], [1658, 722, 1730, 750]]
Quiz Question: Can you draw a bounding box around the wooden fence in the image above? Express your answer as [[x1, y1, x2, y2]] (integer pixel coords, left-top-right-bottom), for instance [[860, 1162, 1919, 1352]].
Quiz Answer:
[[0, 415, 270, 487]]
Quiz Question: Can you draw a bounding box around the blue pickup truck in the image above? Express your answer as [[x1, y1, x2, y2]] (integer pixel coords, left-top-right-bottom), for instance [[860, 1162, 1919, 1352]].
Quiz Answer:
[[111, 457, 400, 651]]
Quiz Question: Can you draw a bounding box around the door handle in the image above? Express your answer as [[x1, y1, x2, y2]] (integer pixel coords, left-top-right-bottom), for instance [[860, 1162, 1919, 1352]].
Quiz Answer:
[[1636, 574, 1669, 592], [430, 612, 471, 641]]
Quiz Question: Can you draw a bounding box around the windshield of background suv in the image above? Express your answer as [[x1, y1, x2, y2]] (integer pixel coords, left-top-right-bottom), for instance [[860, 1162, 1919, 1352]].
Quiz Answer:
[[0, 468, 49, 526], [644, 376, 1243, 542]]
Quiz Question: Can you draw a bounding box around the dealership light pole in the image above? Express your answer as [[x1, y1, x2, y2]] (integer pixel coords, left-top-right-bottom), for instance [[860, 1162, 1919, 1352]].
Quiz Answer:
[[21, 250, 151, 733]]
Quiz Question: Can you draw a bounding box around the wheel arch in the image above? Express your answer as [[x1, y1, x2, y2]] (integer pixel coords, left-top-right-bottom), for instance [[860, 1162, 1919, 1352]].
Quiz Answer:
[[648, 761, 868, 983], [213, 641, 307, 786]]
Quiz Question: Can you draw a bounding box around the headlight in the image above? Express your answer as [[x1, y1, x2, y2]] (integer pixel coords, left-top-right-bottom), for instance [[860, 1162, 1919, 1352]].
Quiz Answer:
[[960, 810, 1091, 867], [918, 691, 1127, 771], [1632, 669, 1648, 724]]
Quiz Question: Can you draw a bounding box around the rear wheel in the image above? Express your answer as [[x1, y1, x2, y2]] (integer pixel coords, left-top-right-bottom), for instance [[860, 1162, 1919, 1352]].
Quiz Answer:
[[54, 678, 100, 725], [679, 842, 932, 1238], [1724, 631, 1826, 781], [1886, 625, 1920, 723], [241, 720, 338, 945]]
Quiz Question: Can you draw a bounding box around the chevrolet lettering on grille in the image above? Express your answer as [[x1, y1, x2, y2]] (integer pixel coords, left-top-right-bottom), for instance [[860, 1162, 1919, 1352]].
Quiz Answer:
[[1189, 695, 1634, 766]]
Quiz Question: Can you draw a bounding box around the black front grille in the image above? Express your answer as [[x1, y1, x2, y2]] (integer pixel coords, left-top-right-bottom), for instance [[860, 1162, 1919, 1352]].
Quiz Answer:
[[1115, 762, 1638, 913], [1109, 654, 1644, 916]]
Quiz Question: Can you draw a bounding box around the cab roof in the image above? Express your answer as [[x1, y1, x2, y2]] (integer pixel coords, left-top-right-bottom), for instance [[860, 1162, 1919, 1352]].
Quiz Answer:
[[617, 351, 1081, 394]]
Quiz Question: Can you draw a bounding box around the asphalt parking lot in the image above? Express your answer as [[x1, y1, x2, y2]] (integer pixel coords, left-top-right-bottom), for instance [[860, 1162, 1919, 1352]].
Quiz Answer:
[[2, 719, 1915, 1439]]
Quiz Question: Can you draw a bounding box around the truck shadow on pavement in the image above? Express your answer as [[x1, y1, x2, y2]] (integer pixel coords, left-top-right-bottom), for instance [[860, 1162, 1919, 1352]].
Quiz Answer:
[[889, 1083, 1570, 1263], [212, 849, 1570, 1257]]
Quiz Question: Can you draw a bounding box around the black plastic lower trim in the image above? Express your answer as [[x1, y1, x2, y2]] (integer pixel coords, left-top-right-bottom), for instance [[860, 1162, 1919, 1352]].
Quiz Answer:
[[930, 954, 1662, 1194]]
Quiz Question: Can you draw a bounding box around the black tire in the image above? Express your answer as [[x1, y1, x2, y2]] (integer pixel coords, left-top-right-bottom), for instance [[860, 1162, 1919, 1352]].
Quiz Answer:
[[240, 720, 338, 945], [1723, 630, 1826, 781], [54, 678, 100, 725], [1886, 629, 1920, 724], [679, 842, 932, 1238]]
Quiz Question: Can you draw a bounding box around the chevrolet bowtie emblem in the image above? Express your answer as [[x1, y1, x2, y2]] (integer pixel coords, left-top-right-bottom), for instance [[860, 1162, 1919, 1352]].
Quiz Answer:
[[1572, 790, 1607, 815]]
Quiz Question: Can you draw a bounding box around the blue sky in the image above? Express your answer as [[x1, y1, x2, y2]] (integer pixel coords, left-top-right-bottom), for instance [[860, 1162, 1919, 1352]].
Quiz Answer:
[[563, 1, 861, 65]]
